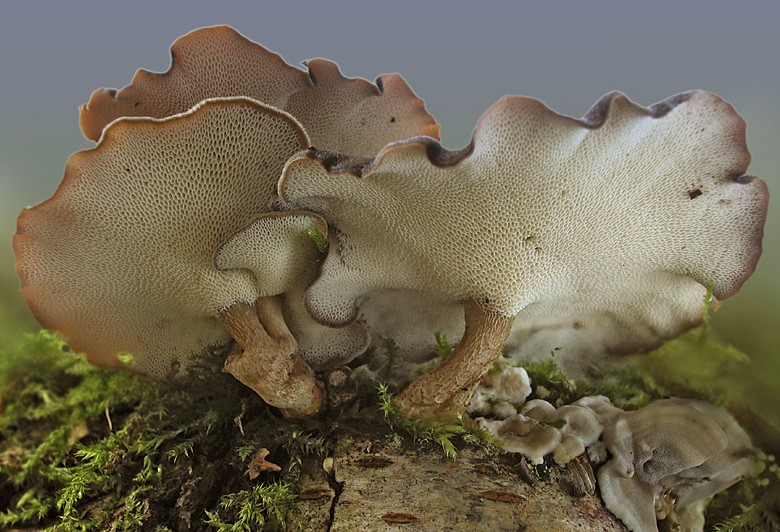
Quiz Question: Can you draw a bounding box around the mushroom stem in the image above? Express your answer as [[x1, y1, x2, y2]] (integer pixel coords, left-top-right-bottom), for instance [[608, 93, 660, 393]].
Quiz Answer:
[[219, 298, 323, 418], [394, 300, 515, 421]]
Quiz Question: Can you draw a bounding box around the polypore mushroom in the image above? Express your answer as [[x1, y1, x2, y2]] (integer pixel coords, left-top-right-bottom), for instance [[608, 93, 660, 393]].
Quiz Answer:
[[17, 28, 440, 417], [474, 387, 753, 530], [278, 90, 768, 420], [479, 415, 562, 465], [596, 398, 753, 531], [466, 356, 531, 418], [78, 24, 440, 372], [79, 25, 439, 155], [658, 399, 754, 521], [15, 98, 329, 416], [479, 398, 603, 466]]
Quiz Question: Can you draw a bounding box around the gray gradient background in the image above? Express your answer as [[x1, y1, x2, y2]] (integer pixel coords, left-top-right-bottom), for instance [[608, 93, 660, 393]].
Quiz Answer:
[[1, 1, 777, 402]]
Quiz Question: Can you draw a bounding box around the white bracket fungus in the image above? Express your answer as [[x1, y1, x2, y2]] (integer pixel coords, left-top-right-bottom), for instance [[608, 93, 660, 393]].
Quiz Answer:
[[279, 90, 768, 420], [466, 356, 532, 418], [596, 398, 754, 532], [15, 27, 439, 417], [477, 392, 753, 532], [15, 99, 329, 416]]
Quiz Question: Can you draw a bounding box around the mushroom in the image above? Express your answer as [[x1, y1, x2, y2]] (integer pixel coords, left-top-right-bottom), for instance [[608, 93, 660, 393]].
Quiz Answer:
[[215, 216, 369, 371], [15, 98, 328, 416], [278, 90, 768, 420], [479, 398, 603, 467], [479, 414, 562, 465], [596, 398, 753, 532], [79, 25, 439, 155], [550, 405, 602, 466], [17, 28, 440, 417], [476, 390, 753, 530], [466, 355, 531, 417], [658, 399, 754, 518]]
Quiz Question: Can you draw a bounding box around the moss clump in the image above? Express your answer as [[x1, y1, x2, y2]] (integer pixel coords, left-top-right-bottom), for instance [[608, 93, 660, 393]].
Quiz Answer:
[[0, 331, 332, 530], [376, 335, 402, 382], [377, 384, 501, 459], [204, 483, 300, 532]]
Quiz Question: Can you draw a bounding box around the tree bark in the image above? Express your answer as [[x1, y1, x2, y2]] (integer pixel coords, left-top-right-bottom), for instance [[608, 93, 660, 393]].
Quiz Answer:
[[294, 424, 627, 531]]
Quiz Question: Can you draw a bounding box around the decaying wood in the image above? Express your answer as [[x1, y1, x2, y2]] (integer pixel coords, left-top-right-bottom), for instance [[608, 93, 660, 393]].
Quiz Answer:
[[294, 425, 626, 531]]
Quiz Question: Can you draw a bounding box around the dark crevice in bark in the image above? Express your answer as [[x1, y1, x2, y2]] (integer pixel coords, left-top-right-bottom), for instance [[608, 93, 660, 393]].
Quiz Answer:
[[326, 464, 344, 530]]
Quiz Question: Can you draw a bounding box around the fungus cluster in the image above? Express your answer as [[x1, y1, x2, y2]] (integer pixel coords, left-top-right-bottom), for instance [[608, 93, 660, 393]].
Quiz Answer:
[[466, 355, 532, 418], [475, 380, 754, 531], [594, 398, 754, 531], [479, 398, 602, 466], [14, 26, 438, 417], [278, 89, 767, 419], [13, 25, 769, 530]]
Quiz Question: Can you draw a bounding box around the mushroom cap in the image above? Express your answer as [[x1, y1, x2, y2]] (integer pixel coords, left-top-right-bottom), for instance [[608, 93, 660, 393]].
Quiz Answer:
[[284, 58, 439, 156], [480, 414, 562, 464], [284, 286, 371, 371], [14, 98, 324, 377], [660, 399, 754, 510], [466, 356, 531, 417], [597, 458, 658, 532], [216, 222, 370, 370], [79, 25, 439, 155], [596, 398, 747, 532], [280, 91, 768, 358], [609, 400, 729, 484], [24, 26, 444, 376]]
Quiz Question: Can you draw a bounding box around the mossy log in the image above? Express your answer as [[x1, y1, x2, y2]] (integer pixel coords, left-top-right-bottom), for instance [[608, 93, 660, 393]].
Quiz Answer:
[[1, 331, 778, 530]]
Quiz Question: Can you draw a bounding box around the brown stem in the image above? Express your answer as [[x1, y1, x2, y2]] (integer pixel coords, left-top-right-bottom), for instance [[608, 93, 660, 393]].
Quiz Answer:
[[219, 297, 323, 418], [394, 300, 515, 422]]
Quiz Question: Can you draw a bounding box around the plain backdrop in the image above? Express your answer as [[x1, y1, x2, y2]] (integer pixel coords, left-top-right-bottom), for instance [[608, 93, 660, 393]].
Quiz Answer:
[[1, 0, 777, 399]]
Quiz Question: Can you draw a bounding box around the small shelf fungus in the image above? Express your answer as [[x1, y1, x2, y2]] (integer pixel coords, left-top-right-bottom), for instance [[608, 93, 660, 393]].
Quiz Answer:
[[14, 26, 439, 417], [477, 394, 754, 531], [595, 398, 755, 531], [279, 90, 768, 421]]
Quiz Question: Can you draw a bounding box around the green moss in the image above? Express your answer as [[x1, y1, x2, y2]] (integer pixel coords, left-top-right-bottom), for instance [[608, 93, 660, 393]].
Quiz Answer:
[[433, 332, 453, 359], [376, 335, 401, 382], [303, 228, 328, 254], [0, 331, 332, 529], [377, 384, 501, 459], [416, 332, 454, 376], [204, 483, 300, 531], [519, 359, 576, 394], [582, 325, 754, 413]]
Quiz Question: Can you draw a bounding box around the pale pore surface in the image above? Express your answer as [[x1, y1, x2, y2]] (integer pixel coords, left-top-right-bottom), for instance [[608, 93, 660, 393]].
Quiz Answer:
[[285, 286, 371, 370], [80, 25, 439, 155], [595, 399, 749, 532], [356, 278, 708, 375], [217, 221, 371, 370], [281, 91, 768, 358], [15, 98, 324, 378]]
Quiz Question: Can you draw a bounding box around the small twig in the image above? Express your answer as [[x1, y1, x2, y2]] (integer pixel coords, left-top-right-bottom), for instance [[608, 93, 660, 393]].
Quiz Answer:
[[234, 401, 247, 436], [105, 405, 113, 432]]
